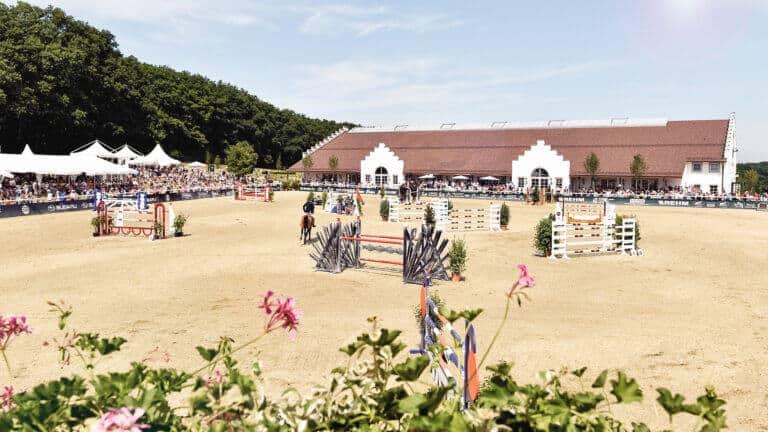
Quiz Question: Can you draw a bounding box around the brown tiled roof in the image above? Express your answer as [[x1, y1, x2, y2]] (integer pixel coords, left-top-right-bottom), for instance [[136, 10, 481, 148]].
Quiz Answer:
[[288, 120, 728, 177]]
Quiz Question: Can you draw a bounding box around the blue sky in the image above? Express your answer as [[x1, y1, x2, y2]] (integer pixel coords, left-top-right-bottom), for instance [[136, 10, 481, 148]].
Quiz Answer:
[[22, 0, 768, 161]]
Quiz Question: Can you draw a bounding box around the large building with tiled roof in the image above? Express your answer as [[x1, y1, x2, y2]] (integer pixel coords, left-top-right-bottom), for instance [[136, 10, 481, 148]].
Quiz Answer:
[[288, 113, 738, 194]]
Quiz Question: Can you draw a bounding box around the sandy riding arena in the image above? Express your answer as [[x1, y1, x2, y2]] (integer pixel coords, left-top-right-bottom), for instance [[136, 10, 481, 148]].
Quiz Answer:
[[2, 192, 767, 430]]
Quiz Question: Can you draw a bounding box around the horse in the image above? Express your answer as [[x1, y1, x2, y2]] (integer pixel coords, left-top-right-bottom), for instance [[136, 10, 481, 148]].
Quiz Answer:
[[300, 214, 314, 244]]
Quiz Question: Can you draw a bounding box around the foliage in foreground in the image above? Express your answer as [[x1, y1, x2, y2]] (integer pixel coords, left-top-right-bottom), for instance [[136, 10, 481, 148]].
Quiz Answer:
[[0, 288, 728, 431]]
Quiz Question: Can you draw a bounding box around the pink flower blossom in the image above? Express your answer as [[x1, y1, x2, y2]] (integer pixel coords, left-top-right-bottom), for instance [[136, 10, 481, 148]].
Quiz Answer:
[[516, 264, 535, 288], [0, 314, 32, 351], [1, 386, 14, 412], [91, 407, 149, 432], [258, 291, 275, 314], [508, 264, 535, 296], [260, 292, 302, 340], [203, 369, 225, 388]]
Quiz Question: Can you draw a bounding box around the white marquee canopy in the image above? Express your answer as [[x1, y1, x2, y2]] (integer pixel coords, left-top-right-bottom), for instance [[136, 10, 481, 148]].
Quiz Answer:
[[129, 144, 180, 167], [112, 144, 143, 162], [70, 139, 115, 159], [0, 145, 136, 176]]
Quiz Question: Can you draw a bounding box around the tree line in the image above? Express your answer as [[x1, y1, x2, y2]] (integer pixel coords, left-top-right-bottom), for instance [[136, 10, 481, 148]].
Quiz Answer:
[[0, 2, 354, 167]]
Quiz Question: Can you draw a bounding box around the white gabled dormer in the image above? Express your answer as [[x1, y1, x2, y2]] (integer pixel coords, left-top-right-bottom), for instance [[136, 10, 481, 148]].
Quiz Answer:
[[511, 140, 571, 191], [360, 143, 404, 187]]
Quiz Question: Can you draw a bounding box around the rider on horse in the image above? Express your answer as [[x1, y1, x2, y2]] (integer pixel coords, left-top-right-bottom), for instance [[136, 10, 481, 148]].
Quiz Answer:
[[303, 197, 315, 227]]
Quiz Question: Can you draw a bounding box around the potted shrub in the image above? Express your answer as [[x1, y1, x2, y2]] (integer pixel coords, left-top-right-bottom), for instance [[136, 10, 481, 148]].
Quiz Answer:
[[173, 214, 188, 237], [153, 221, 165, 239], [321, 191, 328, 208], [90, 217, 101, 237], [379, 199, 390, 221], [424, 204, 436, 227], [307, 191, 315, 203], [379, 186, 385, 199], [268, 188, 274, 202], [500, 202, 510, 230], [448, 239, 467, 281], [534, 215, 553, 256]]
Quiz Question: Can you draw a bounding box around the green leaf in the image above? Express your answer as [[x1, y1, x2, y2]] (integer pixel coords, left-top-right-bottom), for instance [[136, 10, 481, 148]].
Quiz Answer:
[[591, 369, 608, 388], [610, 371, 643, 403], [393, 356, 429, 382], [195, 346, 218, 362], [571, 366, 588, 378]]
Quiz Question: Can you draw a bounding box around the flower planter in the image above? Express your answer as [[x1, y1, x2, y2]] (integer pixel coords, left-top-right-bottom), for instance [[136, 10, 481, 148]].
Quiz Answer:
[[381, 217, 388, 222], [174, 231, 184, 237], [92, 232, 100, 237], [500, 225, 508, 231], [451, 273, 462, 282]]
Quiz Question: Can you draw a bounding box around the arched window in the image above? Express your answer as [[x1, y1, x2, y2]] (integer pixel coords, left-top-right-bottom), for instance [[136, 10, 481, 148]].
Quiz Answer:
[[374, 167, 388, 186], [530, 167, 550, 189]]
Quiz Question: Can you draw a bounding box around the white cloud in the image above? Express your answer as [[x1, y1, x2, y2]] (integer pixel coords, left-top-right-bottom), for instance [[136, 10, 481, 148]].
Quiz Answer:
[[290, 58, 616, 117], [297, 4, 462, 36]]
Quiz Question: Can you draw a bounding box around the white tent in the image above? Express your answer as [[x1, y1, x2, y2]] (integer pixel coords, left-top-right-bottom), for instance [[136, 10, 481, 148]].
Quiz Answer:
[[0, 168, 13, 177], [129, 144, 180, 167], [112, 144, 143, 163], [70, 139, 115, 159], [187, 161, 206, 168], [0, 145, 136, 176]]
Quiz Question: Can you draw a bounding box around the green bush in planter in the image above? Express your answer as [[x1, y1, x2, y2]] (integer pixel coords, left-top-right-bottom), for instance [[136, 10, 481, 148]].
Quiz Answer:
[[531, 187, 540, 203], [500, 202, 510, 226], [379, 186, 385, 198], [447, 200, 454, 211], [448, 238, 467, 275], [173, 214, 188, 234], [307, 191, 315, 202], [534, 215, 553, 254], [424, 204, 436, 227], [379, 199, 390, 220], [321, 191, 328, 207]]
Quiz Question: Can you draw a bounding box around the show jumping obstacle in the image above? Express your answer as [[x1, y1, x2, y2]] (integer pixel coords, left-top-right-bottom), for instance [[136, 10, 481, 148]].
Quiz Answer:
[[310, 218, 450, 284], [411, 270, 479, 409], [550, 200, 638, 259], [234, 184, 272, 202], [388, 197, 500, 232], [95, 199, 167, 238]]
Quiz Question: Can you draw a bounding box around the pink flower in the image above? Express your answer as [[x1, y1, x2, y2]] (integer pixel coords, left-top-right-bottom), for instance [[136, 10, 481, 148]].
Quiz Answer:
[[1, 386, 14, 412], [258, 291, 275, 314], [91, 407, 149, 432], [516, 264, 535, 288], [508, 264, 535, 297], [203, 369, 225, 388], [0, 314, 31, 351], [262, 293, 302, 340]]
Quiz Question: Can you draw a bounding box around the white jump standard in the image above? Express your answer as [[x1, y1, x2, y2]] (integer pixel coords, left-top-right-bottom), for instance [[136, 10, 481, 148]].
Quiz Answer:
[[550, 200, 639, 259]]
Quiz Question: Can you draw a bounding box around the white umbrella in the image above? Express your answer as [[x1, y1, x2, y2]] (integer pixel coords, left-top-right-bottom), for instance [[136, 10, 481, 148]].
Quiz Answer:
[[452, 175, 469, 180], [480, 176, 499, 181], [418, 174, 435, 179], [188, 161, 206, 167]]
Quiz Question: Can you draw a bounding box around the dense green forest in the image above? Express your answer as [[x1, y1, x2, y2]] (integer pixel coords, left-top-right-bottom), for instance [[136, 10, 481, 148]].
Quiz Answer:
[[736, 162, 768, 193], [0, 2, 353, 166]]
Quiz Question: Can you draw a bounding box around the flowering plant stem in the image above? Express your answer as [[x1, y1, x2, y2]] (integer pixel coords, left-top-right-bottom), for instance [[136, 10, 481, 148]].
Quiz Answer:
[[1, 350, 11, 376], [475, 292, 512, 375], [191, 332, 267, 376]]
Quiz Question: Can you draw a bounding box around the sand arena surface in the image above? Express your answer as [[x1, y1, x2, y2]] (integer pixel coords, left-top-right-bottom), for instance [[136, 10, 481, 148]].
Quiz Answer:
[[2, 191, 767, 429]]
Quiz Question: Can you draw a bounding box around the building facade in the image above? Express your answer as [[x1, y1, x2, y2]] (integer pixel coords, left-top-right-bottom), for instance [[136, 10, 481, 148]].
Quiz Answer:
[[289, 114, 738, 194]]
